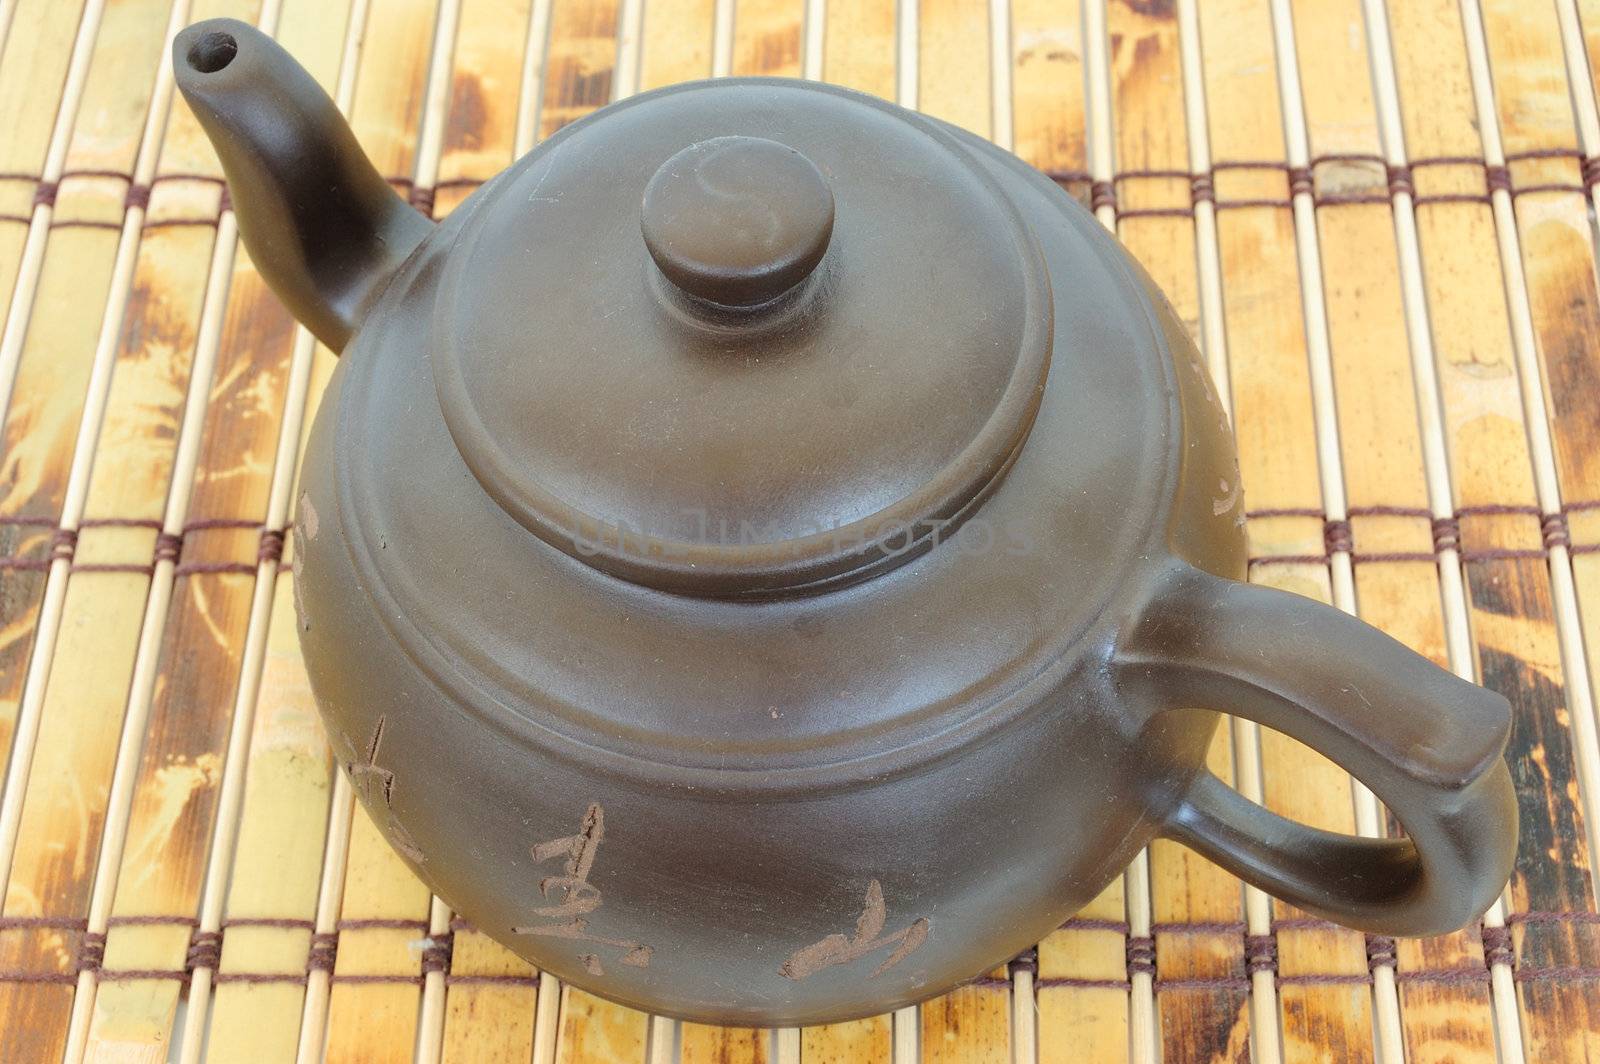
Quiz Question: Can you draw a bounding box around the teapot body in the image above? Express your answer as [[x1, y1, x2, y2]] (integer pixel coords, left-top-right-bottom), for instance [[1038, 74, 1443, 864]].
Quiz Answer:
[[291, 133, 1243, 1024]]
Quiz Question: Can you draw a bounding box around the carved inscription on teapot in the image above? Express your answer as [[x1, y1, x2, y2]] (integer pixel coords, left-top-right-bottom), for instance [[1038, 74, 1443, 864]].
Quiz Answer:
[[514, 803, 653, 976], [780, 879, 929, 980]]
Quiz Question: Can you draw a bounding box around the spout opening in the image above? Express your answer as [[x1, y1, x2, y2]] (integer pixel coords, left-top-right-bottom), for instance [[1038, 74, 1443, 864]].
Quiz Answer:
[[186, 30, 238, 74]]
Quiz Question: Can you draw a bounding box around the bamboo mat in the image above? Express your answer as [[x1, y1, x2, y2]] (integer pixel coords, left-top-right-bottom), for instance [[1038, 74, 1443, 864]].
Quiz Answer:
[[0, 0, 1598, 1060]]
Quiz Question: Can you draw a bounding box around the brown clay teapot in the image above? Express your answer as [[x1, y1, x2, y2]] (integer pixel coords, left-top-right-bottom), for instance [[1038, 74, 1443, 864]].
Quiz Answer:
[[175, 18, 1517, 1026]]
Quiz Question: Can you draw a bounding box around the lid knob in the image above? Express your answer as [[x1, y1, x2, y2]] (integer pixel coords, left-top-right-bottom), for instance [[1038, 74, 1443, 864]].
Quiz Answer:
[[641, 136, 835, 308]]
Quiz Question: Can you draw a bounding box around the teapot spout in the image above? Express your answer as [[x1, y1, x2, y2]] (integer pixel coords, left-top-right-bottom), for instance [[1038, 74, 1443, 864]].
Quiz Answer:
[[173, 19, 432, 352]]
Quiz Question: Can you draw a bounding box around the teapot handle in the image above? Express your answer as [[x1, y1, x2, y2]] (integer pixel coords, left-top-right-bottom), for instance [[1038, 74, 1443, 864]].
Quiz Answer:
[[1119, 561, 1517, 936]]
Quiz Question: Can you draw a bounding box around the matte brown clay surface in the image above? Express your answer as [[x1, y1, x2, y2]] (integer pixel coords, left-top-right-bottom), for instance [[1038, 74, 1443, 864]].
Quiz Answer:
[[172, 16, 1519, 1026]]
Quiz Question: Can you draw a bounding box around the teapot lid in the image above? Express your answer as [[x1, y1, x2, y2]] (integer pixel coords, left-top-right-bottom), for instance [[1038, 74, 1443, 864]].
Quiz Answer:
[[431, 79, 1053, 597]]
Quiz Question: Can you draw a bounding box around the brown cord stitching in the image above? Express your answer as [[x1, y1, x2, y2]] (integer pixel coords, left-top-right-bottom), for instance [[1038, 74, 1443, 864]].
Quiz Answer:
[[153, 531, 183, 563], [1035, 975, 1132, 990], [1323, 518, 1353, 554], [1118, 207, 1199, 220], [1514, 966, 1600, 982], [421, 932, 454, 975], [0, 970, 79, 984], [1117, 168, 1194, 180], [186, 930, 223, 972], [307, 932, 339, 973], [258, 528, 287, 564], [1059, 916, 1130, 933], [409, 184, 436, 218], [965, 975, 1014, 988], [1244, 934, 1277, 976], [1125, 935, 1155, 977], [1008, 946, 1038, 977], [446, 973, 541, 986], [1543, 512, 1571, 550], [1313, 191, 1390, 207], [1349, 504, 1433, 518], [1511, 182, 1587, 197], [1152, 920, 1247, 934], [1215, 198, 1292, 212], [1272, 917, 1346, 931], [183, 516, 257, 532], [329, 973, 425, 985], [1315, 152, 1387, 167], [0, 557, 50, 571], [1366, 935, 1397, 972], [1395, 967, 1490, 985], [1043, 168, 1091, 185], [77, 932, 106, 973], [1507, 910, 1600, 924], [174, 561, 259, 576], [143, 216, 224, 231], [213, 972, 309, 984], [224, 917, 317, 930], [50, 527, 77, 563], [79, 517, 164, 529], [1240, 503, 1592, 563], [28, 152, 1595, 232], [9, 911, 1596, 990], [1481, 924, 1514, 968], [1277, 972, 1372, 986], [1412, 192, 1496, 207], [97, 968, 192, 983], [1245, 506, 1324, 518], [1506, 147, 1583, 162], [338, 918, 430, 931], [1432, 516, 1461, 554], [0, 916, 88, 930], [1089, 180, 1117, 213]]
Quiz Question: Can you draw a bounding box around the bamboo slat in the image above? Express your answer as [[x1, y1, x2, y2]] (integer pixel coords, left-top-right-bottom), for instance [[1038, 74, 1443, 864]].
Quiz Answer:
[[915, 0, 987, 136], [0, 0, 90, 310], [305, 4, 441, 1062], [1467, 0, 1600, 1057], [1284, 1, 1502, 1060], [181, 7, 359, 1061], [728, 0, 799, 75], [0, 0, 174, 939], [1, 0, 270, 1057], [0, 0, 155, 866], [787, 11, 897, 1063], [426, 8, 543, 1059], [4, 1, 1600, 1061], [820, 0, 892, 97], [1190, 2, 1386, 1060], [1384, 1, 1600, 1061], [638, 0, 712, 90], [67, 0, 327, 1048], [902, 8, 1011, 1062], [1102, 1, 1252, 1059], [1006, 3, 1140, 1061]]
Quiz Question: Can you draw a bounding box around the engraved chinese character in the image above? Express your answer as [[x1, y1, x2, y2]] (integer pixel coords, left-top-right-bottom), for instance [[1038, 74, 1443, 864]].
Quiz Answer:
[[780, 879, 929, 980], [514, 803, 652, 975]]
